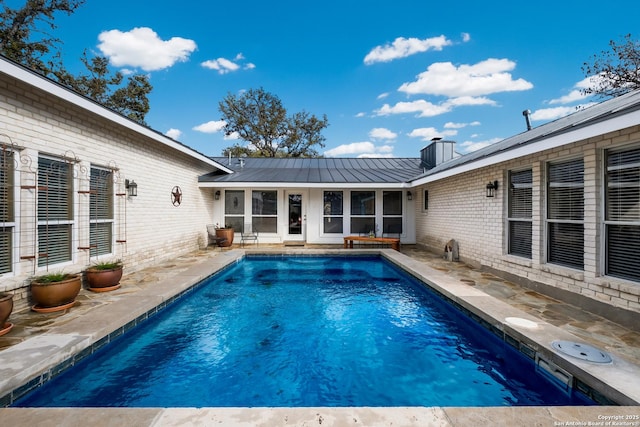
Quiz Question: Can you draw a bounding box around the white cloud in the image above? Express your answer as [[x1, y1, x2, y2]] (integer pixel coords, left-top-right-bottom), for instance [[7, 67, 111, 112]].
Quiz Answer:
[[325, 142, 375, 157], [459, 137, 502, 153], [376, 97, 494, 118], [98, 27, 196, 71], [355, 112, 366, 118], [461, 32, 471, 42], [408, 128, 457, 141], [224, 131, 240, 140], [165, 128, 182, 140], [364, 35, 452, 65], [202, 58, 240, 74], [324, 142, 395, 157], [202, 53, 255, 74], [193, 120, 227, 133], [444, 121, 480, 129], [548, 76, 597, 105], [369, 128, 397, 140], [399, 58, 533, 97], [376, 100, 451, 117], [377, 92, 390, 100], [530, 104, 595, 121]]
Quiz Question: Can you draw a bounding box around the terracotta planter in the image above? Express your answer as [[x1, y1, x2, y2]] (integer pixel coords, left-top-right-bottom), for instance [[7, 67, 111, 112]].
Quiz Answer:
[[31, 274, 81, 313], [85, 266, 123, 292], [0, 292, 13, 336], [215, 228, 234, 247]]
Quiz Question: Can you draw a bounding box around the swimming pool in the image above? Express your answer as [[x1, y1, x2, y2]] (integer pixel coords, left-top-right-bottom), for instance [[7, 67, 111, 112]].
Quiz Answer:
[[15, 255, 593, 407]]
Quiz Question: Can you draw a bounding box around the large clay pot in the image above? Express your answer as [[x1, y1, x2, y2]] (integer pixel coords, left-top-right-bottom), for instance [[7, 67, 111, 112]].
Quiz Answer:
[[215, 228, 234, 247], [85, 266, 123, 292], [0, 292, 13, 336], [31, 274, 81, 313]]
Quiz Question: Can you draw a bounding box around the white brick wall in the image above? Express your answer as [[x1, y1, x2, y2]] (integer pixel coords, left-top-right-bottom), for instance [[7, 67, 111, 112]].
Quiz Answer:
[[415, 126, 640, 315], [1, 73, 216, 311]]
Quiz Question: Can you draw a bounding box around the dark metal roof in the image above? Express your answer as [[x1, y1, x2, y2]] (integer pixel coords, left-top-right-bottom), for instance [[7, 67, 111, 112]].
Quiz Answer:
[[411, 89, 640, 181], [198, 157, 422, 184]]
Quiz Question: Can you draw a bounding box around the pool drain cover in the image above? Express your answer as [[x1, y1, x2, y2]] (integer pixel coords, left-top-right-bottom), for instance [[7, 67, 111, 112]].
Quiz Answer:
[[551, 340, 612, 363]]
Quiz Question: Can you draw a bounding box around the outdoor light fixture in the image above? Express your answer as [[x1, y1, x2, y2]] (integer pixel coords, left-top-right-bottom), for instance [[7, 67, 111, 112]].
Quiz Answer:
[[215, 190, 221, 200], [486, 180, 498, 198], [125, 179, 138, 197], [407, 191, 413, 201]]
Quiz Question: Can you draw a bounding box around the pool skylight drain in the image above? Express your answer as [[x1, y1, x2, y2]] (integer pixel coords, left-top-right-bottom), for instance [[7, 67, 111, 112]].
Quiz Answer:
[[551, 340, 612, 363]]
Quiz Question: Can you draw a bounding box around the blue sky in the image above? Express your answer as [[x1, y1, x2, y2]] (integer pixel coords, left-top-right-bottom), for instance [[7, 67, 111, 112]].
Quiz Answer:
[[43, 0, 640, 158]]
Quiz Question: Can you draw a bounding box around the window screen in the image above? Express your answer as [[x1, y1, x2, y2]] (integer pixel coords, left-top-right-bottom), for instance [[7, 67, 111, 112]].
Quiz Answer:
[[605, 146, 640, 281], [547, 158, 584, 269]]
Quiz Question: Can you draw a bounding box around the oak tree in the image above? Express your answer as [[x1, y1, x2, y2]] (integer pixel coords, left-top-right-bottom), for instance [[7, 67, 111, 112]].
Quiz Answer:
[[219, 88, 329, 158], [582, 34, 640, 98]]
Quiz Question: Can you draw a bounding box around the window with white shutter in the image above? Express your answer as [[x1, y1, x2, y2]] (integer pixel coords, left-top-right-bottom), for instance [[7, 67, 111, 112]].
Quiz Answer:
[[90, 167, 113, 257], [547, 158, 584, 269], [605, 145, 640, 282], [38, 157, 73, 267], [508, 169, 532, 258], [1, 149, 14, 274]]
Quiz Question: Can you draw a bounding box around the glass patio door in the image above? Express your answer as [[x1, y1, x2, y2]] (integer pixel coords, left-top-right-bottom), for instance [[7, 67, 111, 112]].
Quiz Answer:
[[285, 191, 305, 242]]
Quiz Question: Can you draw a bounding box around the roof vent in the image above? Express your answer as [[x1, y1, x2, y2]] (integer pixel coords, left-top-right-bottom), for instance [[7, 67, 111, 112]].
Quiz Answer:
[[523, 109, 532, 131]]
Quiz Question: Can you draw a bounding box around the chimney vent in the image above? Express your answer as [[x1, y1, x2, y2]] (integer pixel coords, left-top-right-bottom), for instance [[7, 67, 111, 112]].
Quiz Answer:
[[523, 109, 532, 131]]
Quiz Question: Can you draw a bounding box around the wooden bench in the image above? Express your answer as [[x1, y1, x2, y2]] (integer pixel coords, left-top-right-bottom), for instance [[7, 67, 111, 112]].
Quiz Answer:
[[343, 235, 400, 251]]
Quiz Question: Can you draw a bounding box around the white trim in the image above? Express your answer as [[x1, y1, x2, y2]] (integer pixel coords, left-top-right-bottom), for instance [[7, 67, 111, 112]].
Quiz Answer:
[[199, 181, 412, 189], [0, 58, 233, 174], [410, 111, 640, 187]]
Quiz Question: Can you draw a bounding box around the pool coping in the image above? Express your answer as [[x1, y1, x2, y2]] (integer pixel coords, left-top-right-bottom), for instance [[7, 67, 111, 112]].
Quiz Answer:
[[1, 248, 639, 425]]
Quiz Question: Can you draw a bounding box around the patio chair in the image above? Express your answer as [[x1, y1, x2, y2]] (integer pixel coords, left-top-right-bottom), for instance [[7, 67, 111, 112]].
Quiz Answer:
[[240, 223, 258, 247], [206, 224, 228, 249]]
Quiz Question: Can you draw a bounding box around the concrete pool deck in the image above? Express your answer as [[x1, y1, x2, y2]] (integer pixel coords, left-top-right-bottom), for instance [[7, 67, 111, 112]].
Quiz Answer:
[[1, 246, 639, 426]]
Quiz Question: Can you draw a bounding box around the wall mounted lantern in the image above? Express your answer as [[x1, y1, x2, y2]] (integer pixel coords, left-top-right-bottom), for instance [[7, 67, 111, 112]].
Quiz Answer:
[[125, 179, 138, 197], [215, 190, 221, 200], [486, 180, 498, 198], [406, 191, 413, 201]]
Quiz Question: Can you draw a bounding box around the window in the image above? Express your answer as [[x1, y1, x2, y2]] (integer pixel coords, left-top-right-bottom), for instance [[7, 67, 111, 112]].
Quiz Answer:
[[547, 158, 584, 269], [382, 191, 402, 235], [90, 167, 113, 257], [605, 145, 640, 282], [508, 169, 532, 258], [350, 190, 375, 234], [38, 156, 73, 267], [252, 190, 277, 233], [224, 190, 245, 231], [1, 149, 14, 274], [423, 190, 429, 211], [323, 191, 343, 233]]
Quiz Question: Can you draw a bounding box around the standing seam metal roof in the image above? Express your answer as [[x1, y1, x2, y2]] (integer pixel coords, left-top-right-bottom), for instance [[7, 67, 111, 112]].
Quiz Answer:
[[199, 157, 423, 184]]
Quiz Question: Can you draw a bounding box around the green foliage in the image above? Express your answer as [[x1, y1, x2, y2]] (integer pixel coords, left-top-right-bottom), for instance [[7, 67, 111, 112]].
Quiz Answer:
[[582, 34, 640, 99], [33, 272, 75, 283], [54, 52, 151, 125], [89, 260, 123, 271], [0, 0, 85, 76], [219, 87, 328, 158], [0, 1, 152, 125]]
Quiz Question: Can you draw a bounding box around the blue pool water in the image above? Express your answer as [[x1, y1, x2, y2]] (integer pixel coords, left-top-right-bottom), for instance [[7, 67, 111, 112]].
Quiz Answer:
[[16, 256, 593, 407]]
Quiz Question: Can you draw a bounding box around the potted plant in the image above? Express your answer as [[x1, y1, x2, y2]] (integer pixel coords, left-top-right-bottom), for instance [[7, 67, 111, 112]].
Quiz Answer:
[[30, 272, 82, 313], [85, 260, 124, 292], [0, 292, 13, 336], [215, 223, 234, 247]]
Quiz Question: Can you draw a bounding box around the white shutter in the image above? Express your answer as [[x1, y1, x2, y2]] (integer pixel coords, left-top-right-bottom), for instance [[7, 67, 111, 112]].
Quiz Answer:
[[606, 146, 640, 281]]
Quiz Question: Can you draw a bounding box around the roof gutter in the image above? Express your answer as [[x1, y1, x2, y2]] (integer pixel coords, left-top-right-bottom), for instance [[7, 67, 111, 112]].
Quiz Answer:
[[198, 181, 412, 189]]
